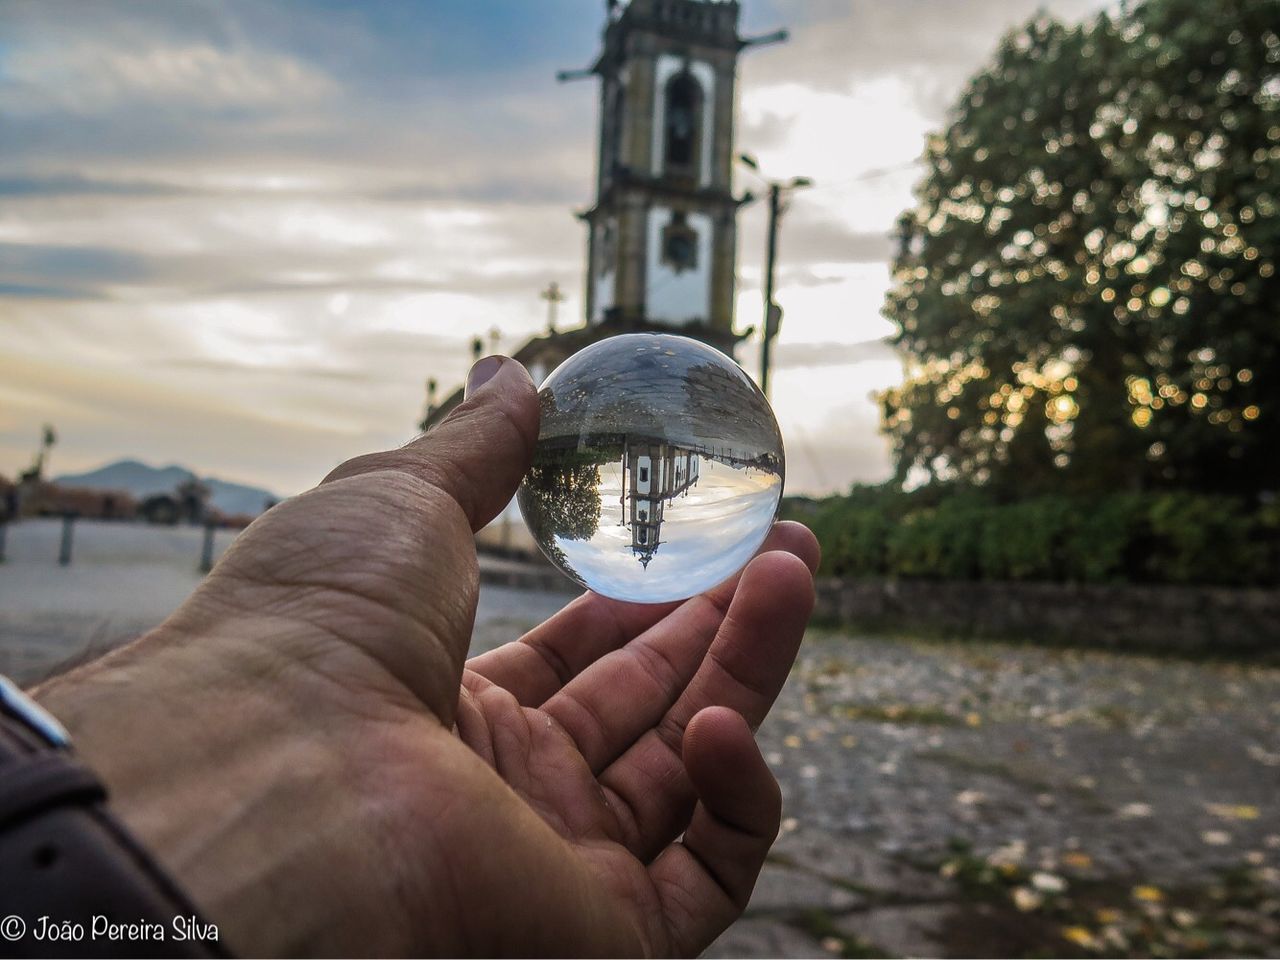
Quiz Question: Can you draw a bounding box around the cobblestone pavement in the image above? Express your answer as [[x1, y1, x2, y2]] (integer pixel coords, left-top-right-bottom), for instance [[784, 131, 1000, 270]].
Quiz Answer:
[[705, 632, 1280, 959], [4, 525, 1277, 956]]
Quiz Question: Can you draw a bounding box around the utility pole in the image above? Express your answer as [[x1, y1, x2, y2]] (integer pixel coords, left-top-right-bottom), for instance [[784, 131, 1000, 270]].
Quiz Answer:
[[739, 155, 812, 399], [761, 183, 782, 399]]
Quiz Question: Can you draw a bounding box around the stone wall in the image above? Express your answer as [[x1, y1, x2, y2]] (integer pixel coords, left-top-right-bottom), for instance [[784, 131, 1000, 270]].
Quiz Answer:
[[813, 578, 1280, 658]]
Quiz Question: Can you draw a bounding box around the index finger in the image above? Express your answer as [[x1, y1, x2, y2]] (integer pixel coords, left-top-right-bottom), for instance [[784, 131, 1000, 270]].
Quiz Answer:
[[465, 521, 820, 706]]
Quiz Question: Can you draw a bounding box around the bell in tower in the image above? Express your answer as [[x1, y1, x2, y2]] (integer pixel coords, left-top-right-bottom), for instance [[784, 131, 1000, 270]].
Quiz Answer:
[[581, 0, 758, 356]]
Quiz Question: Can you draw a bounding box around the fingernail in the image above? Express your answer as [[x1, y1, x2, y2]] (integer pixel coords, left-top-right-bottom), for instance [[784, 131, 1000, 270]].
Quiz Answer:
[[465, 356, 504, 399]]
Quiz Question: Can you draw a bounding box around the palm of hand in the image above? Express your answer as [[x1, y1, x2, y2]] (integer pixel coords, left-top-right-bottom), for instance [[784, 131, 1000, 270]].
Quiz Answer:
[[310, 500, 816, 956], [443, 525, 813, 956]]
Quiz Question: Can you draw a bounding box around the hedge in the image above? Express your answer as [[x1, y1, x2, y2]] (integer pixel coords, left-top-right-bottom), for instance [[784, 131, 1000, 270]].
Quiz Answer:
[[784, 487, 1279, 587]]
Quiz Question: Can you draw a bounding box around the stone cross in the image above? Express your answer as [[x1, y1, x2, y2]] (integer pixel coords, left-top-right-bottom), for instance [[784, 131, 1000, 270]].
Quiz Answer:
[[541, 281, 566, 333]]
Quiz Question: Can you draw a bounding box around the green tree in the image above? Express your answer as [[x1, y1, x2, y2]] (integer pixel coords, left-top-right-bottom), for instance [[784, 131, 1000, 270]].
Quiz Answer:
[[881, 0, 1279, 499], [521, 452, 610, 543]]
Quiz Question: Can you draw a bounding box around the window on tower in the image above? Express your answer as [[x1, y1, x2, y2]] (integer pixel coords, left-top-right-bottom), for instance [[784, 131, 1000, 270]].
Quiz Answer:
[[597, 221, 616, 276], [663, 70, 702, 179]]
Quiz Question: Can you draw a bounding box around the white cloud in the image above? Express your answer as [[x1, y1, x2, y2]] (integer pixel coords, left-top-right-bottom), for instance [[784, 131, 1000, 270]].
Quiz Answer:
[[3, 40, 336, 114], [0, 0, 1115, 498]]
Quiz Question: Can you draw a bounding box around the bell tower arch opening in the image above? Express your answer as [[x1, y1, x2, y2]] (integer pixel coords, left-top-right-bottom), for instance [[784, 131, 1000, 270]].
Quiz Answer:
[[662, 68, 703, 179]]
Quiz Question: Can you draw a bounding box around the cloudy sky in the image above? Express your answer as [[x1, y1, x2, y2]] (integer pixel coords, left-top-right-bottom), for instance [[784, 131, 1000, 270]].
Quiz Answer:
[[0, 0, 1109, 498]]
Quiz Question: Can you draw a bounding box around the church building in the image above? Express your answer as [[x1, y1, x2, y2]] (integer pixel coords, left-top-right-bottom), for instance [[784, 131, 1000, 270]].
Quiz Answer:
[[620, 439, 701, 567], [422, 0, 772, 429]]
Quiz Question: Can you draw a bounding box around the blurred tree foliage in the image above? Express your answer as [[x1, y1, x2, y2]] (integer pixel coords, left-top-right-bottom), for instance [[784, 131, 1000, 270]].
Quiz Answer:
[[881, 0, 1279, 498]]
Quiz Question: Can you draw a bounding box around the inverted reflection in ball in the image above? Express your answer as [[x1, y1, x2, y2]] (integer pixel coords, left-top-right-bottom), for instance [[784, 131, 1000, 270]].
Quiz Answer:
[[517, 334, 785, 604]]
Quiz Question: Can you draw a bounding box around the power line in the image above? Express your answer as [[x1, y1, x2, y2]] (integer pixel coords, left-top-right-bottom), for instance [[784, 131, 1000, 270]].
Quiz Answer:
[[796, 159, 923, 196]]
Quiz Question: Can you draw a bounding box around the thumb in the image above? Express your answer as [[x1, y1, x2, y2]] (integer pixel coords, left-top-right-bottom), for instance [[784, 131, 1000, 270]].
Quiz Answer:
[[324, 356, 539, 530]]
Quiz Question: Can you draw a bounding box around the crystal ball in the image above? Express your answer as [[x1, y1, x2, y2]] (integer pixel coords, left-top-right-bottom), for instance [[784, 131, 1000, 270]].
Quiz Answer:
[[518, 333, 785, 604]]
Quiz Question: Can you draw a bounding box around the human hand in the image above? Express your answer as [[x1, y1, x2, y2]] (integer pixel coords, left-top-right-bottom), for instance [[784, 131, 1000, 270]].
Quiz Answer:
[[33, 357, 819, 956]]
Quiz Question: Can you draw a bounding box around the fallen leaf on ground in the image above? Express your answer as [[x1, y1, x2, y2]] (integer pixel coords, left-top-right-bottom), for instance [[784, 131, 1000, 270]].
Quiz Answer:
[[1032, 871, 1067, 893], [1061, 926, 1100, 950], [1118, 802, 1153, 818], [987, 840, 1027, 866], [1101, 925, 1129, 951], [1205, 802, 1260, 820], [1013, 887, 1043, 911]]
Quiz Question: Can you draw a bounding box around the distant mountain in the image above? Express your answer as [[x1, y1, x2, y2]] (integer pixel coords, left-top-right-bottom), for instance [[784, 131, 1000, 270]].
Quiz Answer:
[[54, 459, 279, 517]]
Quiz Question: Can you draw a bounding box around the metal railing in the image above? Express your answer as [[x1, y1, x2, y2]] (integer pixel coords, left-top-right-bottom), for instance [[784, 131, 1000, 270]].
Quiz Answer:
[[0, 516, 226, 574]]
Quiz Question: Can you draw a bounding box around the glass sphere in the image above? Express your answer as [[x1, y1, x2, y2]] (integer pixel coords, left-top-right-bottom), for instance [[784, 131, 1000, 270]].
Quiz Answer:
[[518, 333, 785, 604]]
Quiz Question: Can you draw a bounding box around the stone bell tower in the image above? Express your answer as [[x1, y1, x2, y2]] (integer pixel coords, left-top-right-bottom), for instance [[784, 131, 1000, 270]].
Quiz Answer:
[[579, 0, 751, 355], [419, 0, 786, 429]]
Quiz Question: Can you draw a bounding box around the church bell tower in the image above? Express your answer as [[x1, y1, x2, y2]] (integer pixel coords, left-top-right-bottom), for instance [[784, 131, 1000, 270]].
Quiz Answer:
[[577, 0, 752, 355], [419, 0, 786, 431]]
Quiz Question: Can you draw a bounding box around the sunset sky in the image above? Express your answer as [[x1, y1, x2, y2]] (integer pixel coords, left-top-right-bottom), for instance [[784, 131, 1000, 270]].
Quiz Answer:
[[0, 0, 1109, 498]]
